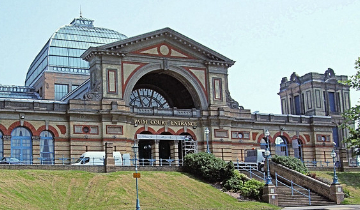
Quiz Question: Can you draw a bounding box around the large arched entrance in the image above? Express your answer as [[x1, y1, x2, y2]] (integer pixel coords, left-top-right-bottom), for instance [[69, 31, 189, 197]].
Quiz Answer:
[[129, 71, 196, 109]]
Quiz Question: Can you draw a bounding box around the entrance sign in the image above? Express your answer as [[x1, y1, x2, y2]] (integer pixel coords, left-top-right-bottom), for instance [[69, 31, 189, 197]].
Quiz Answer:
[[137, 134, 187, 140]]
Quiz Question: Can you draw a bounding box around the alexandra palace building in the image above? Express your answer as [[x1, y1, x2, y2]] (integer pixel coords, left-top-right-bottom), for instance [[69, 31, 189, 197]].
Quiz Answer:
[[0, 15, 353, 166]]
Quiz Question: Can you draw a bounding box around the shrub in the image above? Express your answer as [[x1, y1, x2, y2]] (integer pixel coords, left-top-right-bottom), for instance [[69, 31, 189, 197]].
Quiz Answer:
[[222, 174, 244, 192], [183, 152, 233, 182], [184, 153, 264, 201], [239, 179, 264, 200], [271, 155, 309, 175], [343, 188, 351, 198]]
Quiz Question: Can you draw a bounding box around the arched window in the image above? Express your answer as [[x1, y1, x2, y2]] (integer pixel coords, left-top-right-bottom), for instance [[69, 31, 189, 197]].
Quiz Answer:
[[292, 139, 303, 160], [11, 127, 32, 164], [260, 138, 270, 150], [275, 136, 288, 156], [0, 131, 3, 158], [129, 88, 170, 108], [40, 131, 54, 164]]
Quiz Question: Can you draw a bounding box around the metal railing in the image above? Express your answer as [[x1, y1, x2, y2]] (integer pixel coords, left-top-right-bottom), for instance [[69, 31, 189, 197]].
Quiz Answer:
[[302, 160, 341, 168], [234, 159, 265, 181], [275, 172, 311, 205], [0, 156, 183, 166]]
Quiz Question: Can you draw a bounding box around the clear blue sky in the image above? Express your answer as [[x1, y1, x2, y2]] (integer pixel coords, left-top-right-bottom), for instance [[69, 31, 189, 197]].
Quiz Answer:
[[1, 0, 359, 114]]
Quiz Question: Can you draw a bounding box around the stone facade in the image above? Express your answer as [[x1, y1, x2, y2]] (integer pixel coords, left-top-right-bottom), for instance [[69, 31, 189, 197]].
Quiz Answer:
[[0, 28, 351, 166]]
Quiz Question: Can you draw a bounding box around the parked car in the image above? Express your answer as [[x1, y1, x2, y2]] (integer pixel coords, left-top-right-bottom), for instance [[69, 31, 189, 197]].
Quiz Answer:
[[0, 157, 22, 164]]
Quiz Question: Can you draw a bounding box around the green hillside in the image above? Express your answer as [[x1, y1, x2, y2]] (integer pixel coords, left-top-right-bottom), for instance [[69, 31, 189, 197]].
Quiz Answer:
[[312, 171, 360, 204], [0, 170, 278, 210]]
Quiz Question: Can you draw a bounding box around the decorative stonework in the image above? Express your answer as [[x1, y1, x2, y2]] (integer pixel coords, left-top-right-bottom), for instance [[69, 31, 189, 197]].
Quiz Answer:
[[226, 90, 241, 109]]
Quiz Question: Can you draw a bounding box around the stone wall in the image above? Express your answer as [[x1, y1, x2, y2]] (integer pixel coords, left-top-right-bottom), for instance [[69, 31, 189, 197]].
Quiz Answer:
[[270, 161, 344, 203]]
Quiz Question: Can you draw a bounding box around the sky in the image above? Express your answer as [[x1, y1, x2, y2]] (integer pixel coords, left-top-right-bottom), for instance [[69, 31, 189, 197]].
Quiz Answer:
[[1, 0, 360, 114]]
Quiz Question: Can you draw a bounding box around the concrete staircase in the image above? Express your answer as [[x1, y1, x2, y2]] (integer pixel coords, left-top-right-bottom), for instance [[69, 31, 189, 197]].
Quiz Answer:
[[276, 185, 336, 207], [238, 169, 337, 207]]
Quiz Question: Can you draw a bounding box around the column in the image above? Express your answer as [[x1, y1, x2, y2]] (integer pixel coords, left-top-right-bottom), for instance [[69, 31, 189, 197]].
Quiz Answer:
[[154, 139, 159, 166], [174, 140, 179, 164], [3, 135, 11, 157], [32, 136, 40, 164], [262, 185, 278, 206], [330, 184, 344, 204], [105, 142, 115, 166]]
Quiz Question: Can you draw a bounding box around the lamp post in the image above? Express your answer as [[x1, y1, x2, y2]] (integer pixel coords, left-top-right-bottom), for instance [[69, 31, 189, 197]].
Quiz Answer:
[[132, 142, 141, 210], [264, 130, 273, 185], [330, 143, 339, 185], [205, 127, 210, 153]]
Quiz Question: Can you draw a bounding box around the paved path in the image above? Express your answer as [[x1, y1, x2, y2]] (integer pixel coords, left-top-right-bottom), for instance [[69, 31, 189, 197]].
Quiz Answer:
[[282, 205, 360, 210]]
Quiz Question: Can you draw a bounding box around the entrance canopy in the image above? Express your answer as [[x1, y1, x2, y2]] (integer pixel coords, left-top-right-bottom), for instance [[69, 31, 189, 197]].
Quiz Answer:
[[137, 134, 189, 141]]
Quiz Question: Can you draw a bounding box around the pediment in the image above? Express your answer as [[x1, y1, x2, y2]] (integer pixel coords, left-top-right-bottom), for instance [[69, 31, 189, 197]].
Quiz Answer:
[[82, 28, 235, 67], [132, 42, 195, 59]]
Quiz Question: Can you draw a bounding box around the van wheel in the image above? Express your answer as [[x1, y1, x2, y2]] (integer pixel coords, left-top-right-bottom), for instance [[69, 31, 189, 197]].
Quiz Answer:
[[258, 163, 265, 172]]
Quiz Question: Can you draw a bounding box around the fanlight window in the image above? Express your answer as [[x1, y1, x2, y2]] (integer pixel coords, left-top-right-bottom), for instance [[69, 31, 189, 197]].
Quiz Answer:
[[275, 136, 288, 156], [130, 88, 169, 108], [11, 127, 32, 164], [40, 131, 54, 165], [292, 139, 303, 160]]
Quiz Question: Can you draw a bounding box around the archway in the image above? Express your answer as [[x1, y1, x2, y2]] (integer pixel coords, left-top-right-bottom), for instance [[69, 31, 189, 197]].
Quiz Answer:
[[138, 131, 154, 165], [124, 64, 208, 110], [292, 139, 303, 160], [40, 131, 54, 164], [11, 127, 32, 164], [275, 136, 288, 156]]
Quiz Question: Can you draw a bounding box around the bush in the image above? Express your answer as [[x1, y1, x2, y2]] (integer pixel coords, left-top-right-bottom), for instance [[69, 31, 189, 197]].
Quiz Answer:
[[222, 174, 244, 192], [184, 153, 264, 201], [183, 152, 233, 182], [343, 188, 351, 198], [271, 155, 309, 175], [239, 179, 264, 200], [222, 170, 251, 193]]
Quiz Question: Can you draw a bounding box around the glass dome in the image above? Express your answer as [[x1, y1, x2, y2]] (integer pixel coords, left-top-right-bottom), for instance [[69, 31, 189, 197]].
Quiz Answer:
[[25, 16, 127, 87]]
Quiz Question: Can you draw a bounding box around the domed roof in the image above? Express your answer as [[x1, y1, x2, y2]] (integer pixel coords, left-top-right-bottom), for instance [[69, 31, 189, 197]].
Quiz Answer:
[[25, 16, 127, 87]]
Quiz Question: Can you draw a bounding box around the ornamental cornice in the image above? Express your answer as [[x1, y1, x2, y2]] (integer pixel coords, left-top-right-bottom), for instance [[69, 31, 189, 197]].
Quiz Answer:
[[83, 50, 126, 61], [91, 28, 235, 67]]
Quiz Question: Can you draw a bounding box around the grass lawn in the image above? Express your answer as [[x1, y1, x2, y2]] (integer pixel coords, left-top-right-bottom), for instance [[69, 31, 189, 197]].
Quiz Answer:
[[0, 170, 279, 210], [311, 171, 360, 204]]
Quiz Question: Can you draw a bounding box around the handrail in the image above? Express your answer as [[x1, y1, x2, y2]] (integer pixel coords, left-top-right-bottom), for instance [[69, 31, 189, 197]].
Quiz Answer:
[[1, 156, 183, 166], [275, 172, 311, 205], [234, 159, 265, 181]]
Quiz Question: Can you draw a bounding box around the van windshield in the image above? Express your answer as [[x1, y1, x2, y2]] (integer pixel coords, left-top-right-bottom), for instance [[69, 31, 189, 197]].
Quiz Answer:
[[75, 156, 85, 164]]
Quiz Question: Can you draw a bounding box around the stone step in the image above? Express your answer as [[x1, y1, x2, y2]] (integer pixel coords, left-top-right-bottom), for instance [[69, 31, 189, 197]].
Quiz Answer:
[[275, 185, 336, 207]]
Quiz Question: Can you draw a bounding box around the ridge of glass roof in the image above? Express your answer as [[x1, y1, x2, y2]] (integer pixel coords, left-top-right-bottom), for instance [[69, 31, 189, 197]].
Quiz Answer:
[[25, 16, 127, 87], [70, 16, 94, 27]]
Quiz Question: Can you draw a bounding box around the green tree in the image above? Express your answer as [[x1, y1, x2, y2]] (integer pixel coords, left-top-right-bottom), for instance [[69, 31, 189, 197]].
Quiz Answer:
[[341, 57, 360, 155]]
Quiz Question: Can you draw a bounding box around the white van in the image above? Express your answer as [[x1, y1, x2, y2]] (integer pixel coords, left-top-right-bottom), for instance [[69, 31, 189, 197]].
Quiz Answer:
[[72, 151, 122, 166]]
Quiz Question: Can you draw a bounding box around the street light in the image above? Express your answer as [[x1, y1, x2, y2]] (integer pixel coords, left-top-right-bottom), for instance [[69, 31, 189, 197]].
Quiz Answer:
[[264, 130, 273, 185], [330, 143, 339, 185], [132, 142, 141, 210], [205, 127, 210, 153]]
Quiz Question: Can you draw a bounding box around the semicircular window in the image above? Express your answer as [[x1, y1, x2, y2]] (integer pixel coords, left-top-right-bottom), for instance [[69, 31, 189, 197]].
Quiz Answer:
[[130, 88, 170, 108]]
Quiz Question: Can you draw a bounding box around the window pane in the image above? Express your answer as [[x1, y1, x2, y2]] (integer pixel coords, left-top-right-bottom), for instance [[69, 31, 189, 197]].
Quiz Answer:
[[54, 84, 69, 100]]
